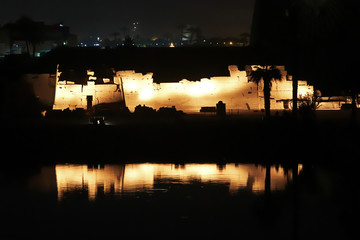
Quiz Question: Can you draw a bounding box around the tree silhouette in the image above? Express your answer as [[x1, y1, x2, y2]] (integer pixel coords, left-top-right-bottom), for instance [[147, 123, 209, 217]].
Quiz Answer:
[[189, 26, 202, 45], [249, 65, 282, 120], [3, 16, 44, 57], [177, 24, 186, 44], [123, 35, 134, 47]]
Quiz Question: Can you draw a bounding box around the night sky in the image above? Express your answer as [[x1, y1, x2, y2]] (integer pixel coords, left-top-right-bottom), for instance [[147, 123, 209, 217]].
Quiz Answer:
[[1, 0, 255, 40]]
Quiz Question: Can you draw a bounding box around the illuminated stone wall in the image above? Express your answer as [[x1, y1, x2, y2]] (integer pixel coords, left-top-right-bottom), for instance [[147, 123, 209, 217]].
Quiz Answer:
[[52, 65, 314, 112], [53, 67, 123, 110], [121, 65, 314, 112]]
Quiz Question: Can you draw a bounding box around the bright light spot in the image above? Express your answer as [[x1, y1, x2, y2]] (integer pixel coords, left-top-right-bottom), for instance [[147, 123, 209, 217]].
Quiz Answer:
[[139, 88, 154, 100], [124, 80, 138, 92], [188, 80, 216, 97]]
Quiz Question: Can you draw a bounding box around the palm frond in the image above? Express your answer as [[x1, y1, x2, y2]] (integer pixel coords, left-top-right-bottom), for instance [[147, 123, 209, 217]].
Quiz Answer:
[[249, 65, 282, 84]]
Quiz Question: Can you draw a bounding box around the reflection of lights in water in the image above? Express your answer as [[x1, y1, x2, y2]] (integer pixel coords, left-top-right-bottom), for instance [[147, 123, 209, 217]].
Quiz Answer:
[[55, 163, 301, 201], [56, 165, 125, 200]]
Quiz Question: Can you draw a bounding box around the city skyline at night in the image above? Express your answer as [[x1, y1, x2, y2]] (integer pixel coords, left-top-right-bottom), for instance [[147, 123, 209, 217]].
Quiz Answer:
[[1, 0, 255, 40]]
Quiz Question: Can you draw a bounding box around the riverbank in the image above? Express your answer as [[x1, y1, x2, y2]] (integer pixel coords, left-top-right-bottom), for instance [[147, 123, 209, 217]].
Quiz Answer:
[[2, 110, 359, 166]]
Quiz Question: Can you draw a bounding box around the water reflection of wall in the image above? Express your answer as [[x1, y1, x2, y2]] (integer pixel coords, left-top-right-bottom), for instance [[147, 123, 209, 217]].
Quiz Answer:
[[56, 164, 125, 200], [55, 163, 302, 201]]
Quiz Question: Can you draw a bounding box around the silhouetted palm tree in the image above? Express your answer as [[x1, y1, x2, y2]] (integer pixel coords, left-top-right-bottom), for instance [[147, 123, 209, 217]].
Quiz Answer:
[[250, 65, 282, 120]]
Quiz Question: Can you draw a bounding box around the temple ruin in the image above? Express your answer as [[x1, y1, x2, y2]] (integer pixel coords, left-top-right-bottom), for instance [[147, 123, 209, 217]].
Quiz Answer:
[[51, 65, 314, 113]]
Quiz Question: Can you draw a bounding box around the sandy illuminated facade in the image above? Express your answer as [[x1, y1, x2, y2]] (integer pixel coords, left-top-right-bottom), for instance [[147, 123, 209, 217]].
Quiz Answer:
[[51, 65, 313, 112], [53, 67, 123, 110], [121, 65, 313, 112]]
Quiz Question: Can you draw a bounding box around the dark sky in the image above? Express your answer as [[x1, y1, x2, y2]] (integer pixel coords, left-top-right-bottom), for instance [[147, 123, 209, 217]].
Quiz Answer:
[[0, 0, 255, 40]]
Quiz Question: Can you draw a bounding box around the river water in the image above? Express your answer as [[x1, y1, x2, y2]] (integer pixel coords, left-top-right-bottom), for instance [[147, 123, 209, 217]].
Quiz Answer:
[[1, 162, 357, 239]]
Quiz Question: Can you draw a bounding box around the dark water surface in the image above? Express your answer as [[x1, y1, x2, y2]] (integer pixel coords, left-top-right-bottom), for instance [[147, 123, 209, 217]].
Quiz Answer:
[[1, 162, 358, 239]]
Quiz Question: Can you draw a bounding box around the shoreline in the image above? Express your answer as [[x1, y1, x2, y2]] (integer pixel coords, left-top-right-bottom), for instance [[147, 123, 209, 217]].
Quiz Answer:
[[2, 110, 358, 166]]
